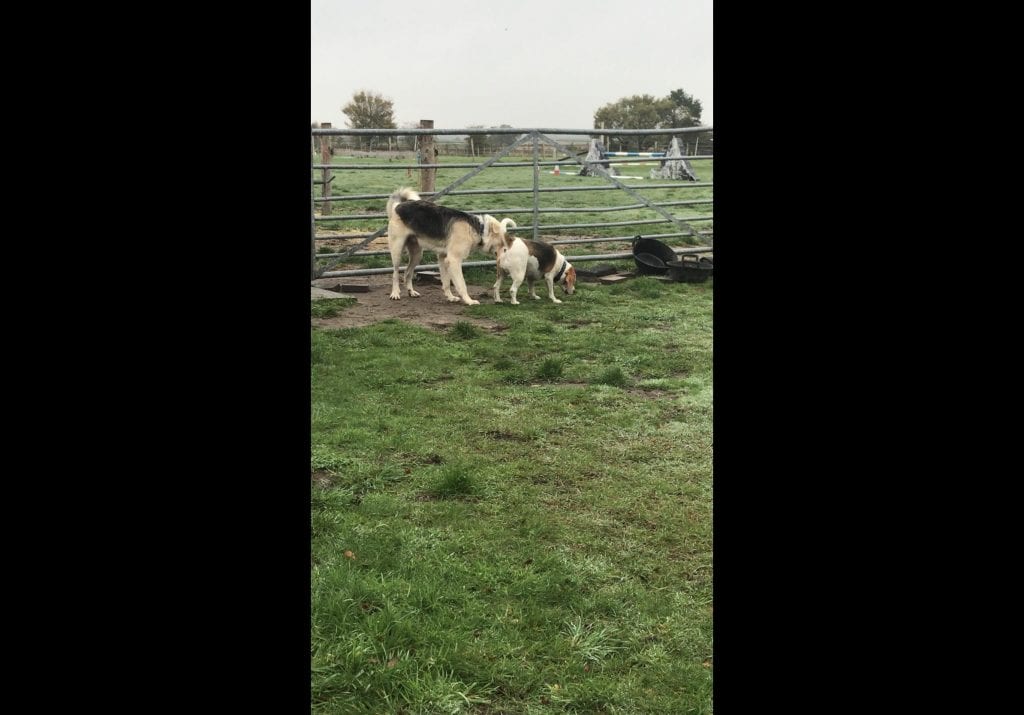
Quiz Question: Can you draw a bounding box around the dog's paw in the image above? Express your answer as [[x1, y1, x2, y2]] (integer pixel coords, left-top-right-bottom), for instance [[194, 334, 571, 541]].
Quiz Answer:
[[494, 297, 503, 303], [510, 300, 520, 305], [446, 294, 461, 303], [552, 298, 563, 304], [531, 295, 541, 300], [463, 298, 481, 306], [408, 289, 421, 298], [389, 292, 402, 300]]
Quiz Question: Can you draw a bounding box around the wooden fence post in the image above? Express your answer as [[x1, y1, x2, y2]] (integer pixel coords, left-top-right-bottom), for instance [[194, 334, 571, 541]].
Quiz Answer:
[[320, 122, 332, 216], [311, 128, 317, 281], [419, 119, 435, 194]]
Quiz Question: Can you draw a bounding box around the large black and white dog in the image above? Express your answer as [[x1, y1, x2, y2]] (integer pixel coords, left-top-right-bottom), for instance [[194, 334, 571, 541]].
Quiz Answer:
[[385, 187, 514, 306]]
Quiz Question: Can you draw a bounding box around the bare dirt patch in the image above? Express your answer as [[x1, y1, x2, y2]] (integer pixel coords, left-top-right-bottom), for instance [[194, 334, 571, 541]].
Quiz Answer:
[[625, 387, 670, 398], [314, 231, 390, 251], [311, 470, 337, 489], [312, 273, 506, 331]]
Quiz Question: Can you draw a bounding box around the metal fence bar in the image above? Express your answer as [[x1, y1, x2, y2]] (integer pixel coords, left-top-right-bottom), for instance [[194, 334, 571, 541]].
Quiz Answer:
[[315, 183, 712, 202], [568, 154, 713, 164], [311, 155, 714, 170], [313, 126, 711, 136], [547, 232, 713, 246], [315, 217, 713, 240], [312, 212, 712, 241], [517, 199, 712, 213], [313, 231, 712, 256], [313, 199, 715, 223], [512, 215, 713, 232], [318, 246, 712, 278]]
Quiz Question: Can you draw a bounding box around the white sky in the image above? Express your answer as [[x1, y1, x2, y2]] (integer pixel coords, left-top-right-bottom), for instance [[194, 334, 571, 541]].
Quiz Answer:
[[311, 0, 712, 130]]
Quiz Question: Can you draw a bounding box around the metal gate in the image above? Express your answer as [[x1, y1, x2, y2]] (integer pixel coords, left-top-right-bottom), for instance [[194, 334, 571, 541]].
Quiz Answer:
[[311, 126, 712, 280]]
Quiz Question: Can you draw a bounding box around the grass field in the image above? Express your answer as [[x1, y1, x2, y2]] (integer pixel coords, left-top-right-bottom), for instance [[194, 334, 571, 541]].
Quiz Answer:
[[311, 274, 713, 713]]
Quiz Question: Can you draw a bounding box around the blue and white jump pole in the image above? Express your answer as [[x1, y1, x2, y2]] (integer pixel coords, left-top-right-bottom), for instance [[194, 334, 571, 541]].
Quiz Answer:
[[604, 152, 666, 157]]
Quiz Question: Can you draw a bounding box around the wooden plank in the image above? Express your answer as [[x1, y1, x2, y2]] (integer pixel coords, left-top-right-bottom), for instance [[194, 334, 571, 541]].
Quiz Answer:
[[597, 274, 632, 284], [322, 282, 371, 293]]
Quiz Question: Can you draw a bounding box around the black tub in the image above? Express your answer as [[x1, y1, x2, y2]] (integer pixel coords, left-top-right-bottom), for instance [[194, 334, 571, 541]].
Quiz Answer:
[[632, 236, 676, 275], [666, 256, 713, 283], [635, 252, 667, 274]]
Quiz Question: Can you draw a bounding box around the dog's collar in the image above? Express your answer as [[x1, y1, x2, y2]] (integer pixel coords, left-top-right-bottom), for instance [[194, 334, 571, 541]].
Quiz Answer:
[[553, 258, 567, 282]]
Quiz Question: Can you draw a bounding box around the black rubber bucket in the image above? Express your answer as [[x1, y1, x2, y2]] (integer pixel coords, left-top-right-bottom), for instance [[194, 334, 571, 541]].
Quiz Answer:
[[635, 253, 667, 274], [666, 256, 714, 283], [632, 236, 676, 275]]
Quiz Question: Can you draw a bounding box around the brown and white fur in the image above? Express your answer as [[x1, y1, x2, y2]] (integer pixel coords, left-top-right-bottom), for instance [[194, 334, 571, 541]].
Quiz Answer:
[[491, 229, 577, 305], [386, 187, 514, 306]]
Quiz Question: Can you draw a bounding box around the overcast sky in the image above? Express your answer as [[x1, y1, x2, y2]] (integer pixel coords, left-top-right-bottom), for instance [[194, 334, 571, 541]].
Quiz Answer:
[[311, 0, 712, 131]]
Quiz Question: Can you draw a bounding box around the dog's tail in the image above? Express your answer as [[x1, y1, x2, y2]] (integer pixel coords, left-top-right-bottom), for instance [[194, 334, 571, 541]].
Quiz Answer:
[[500, 218, 517, 250], [386, 187, 421, 219]]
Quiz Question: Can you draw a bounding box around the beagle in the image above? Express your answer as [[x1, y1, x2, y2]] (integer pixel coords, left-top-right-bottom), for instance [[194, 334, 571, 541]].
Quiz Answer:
[[491, 229, 577, 305]]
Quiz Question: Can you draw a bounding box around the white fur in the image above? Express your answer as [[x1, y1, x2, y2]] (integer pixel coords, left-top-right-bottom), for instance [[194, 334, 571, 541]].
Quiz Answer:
[[493, 236, 574, 305], [385, 188, 516, 306]]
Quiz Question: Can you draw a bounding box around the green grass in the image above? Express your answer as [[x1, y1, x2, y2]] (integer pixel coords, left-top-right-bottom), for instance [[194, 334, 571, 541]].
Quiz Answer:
[[312, 276, 713, 713], [427, 464, 480, 499], [449, 321, 482, 340], [593, 366, 629, 387], [311, 297, 358, 319], [534, 357, 565, 382]]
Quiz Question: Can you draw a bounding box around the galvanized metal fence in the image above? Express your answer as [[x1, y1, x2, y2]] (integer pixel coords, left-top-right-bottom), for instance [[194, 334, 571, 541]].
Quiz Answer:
[[310, 126, 712, 280]]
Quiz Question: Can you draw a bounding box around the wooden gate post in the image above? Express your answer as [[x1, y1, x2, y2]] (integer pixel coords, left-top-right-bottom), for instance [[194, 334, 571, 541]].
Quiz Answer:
[[311, 128, 317, 281], [320, 122, 332, 216], [419, 119, 435, 195]]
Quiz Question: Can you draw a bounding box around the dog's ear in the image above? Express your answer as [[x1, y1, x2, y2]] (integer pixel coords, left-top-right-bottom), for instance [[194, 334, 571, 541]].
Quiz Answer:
[[480, 215, 501, 252]]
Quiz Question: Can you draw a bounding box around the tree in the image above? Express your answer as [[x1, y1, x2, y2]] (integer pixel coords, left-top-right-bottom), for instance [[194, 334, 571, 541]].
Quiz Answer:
[[342, 90, 396, 150], [593, 89, 705, 150], [462, 125, 517, 155], [666, 88, 703, 127], [593, 94, 674, 151], [486, 125, 517, 153], [465, 125, 487, 155]]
